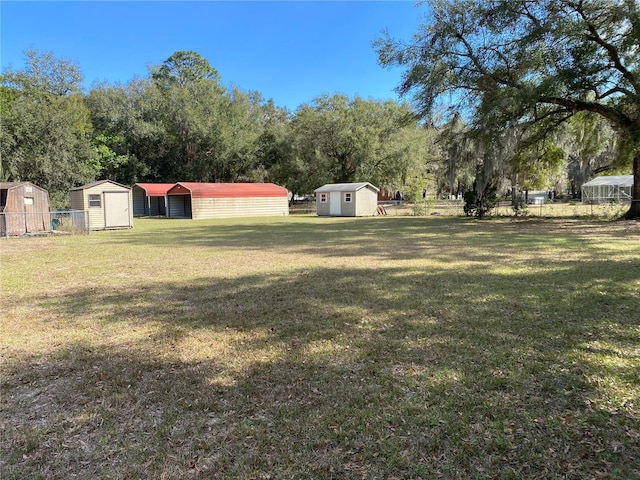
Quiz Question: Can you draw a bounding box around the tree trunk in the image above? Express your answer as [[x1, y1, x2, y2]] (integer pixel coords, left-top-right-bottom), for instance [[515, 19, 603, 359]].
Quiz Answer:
[[623, 149, 640, 220]]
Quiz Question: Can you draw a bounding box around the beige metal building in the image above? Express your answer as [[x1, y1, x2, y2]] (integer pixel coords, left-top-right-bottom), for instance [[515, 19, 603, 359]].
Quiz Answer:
[[132, 183, 173, 217], [314, 182, 380, 217], [71, 180, 133, 230], [166, 182, 289, 219]]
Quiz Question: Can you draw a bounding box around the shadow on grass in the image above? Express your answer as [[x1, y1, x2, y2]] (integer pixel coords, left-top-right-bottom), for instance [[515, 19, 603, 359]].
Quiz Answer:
[[104, 216, 637, 266], [3, 250, 639, 478]]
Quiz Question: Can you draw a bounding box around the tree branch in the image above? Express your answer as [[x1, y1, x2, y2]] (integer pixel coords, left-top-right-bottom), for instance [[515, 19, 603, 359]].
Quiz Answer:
[[596, 86, 635, 100], [574, 2, 640, 94], [538, 95, 631, 129]]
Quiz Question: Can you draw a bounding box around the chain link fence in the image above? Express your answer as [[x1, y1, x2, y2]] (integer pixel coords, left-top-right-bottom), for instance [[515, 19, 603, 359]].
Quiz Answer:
[[377, 200, 465, 216], [379, 200, 630, 219], [1, 210, 89, 237]]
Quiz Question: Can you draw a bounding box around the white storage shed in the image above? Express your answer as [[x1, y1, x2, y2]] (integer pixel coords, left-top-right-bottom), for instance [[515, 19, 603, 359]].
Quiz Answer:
[[314, 182, 380, 217]]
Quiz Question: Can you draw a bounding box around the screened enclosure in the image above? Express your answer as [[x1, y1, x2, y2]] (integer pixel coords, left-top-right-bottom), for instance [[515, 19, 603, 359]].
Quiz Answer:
[[581, 175, 633, 204]]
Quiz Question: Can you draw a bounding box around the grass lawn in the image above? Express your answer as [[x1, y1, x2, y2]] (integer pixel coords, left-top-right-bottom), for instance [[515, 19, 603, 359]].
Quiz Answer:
[[1, 216, 639, 479]]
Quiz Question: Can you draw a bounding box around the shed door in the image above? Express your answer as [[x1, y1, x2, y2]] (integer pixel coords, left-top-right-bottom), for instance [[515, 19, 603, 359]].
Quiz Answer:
[[329, 192, 341, 215], [104, 191, 131, 228], [23, 196, 47, 233]]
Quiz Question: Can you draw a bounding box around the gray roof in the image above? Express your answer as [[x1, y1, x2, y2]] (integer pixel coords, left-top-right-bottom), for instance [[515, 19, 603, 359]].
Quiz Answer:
[[72, 179, 131, 191], [582, 175, 633, 187], [314, 182, 380, 193]]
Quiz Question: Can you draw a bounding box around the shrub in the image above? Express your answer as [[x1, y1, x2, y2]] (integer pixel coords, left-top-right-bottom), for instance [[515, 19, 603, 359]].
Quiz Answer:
[[463, 183, 498, 218], [512, 197, 528, 217]]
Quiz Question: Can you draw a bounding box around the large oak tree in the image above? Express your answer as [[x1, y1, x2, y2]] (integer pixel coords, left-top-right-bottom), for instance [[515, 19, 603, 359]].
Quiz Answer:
[[377, 0, 640, 219]]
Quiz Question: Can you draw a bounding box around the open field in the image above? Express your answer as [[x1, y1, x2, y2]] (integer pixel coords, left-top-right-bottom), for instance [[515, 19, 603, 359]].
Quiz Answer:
[[1, 216, 639, 479]]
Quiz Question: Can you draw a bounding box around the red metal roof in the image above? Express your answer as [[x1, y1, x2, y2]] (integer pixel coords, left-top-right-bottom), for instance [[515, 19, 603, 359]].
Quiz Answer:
[[134, 183, 175, 197], [168, 183, 288, 198]]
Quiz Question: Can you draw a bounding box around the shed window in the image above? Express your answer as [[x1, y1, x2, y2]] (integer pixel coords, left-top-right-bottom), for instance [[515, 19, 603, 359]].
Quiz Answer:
[[344, 193, 352, 202], [320, 193, 327, 203], [88, 194, 101, 208]]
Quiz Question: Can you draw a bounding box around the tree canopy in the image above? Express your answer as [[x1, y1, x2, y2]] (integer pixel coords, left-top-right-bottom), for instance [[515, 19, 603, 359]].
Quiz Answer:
[[2, 50, 434, 207], [377, 0, 640, 219], [292, 94, 429, 194], [151, 50, 220, 89], [5, 35, 638, 216], [1, 50, 97, 206]]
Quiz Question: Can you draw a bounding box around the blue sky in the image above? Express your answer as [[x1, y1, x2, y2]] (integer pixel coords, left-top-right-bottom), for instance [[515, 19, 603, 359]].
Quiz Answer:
[[1, 1, 427, 111]]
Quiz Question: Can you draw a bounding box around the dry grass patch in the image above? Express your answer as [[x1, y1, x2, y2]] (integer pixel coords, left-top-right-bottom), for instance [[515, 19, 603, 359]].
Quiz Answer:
[[1, 216, 639, 479]]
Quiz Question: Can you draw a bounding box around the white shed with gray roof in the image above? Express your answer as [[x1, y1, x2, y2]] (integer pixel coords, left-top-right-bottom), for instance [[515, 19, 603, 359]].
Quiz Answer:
[[314, 182, 380, 217]]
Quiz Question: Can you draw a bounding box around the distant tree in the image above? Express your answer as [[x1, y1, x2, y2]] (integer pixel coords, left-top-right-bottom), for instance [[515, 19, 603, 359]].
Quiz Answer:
[[510, 133, 565, 195], [291, 94, 428, 193], [155, 78, 228, 182], [6, 49, 83, 96], [151, 50, 220, 89], [87, 52, 276, 185], [377, 0, 640, 219], [1, 50, 97, 207], [145, 52, 228, 181], [217, 88, 266, 182], [84, 82, 149, 185], [377, 123, 434, 200], [437, 115, 476, 198], [257, 101, 297, 193], [560, 112, 620, 198], [459, 131, 505, 217]]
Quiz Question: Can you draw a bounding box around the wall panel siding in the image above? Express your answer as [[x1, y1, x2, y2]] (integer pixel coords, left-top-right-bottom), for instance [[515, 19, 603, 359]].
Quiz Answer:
[[342, 193, 357, 216], [70, 190, 85, 210], [132, 187, 147, 216], [150, 197, 166, 216], [355, 189, 379, 216], [85, 185, 106, 230], [316, 200, 330, 216], [192, 197, 288, 219]]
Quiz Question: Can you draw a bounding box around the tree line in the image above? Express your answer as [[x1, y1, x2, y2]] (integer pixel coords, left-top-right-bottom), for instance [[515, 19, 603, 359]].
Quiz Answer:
[[1, 50, 432, 208], [2, 0, 638, 222]]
